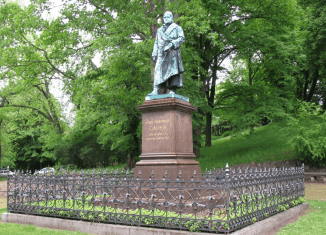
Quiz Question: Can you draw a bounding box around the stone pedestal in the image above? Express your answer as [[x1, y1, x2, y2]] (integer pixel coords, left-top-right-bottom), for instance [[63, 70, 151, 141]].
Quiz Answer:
[[134, 97, 201, 180]]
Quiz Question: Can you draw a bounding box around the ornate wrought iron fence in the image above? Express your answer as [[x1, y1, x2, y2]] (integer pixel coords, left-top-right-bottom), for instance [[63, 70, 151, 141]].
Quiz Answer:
[[7, 164, 305, 233]]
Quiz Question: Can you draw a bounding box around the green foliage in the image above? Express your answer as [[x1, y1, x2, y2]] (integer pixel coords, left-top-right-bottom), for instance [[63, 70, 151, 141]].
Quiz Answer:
[[0, 0, 324, 170], [55, 112, 120, 169], [296, 0, 326, 108], [298, 196, 306, 204], [289, 102, 326, 166], [0, 1, 70, 170], [215, 59, 294, 133], [251, 217, 257, 224], [276, 205, 287, 212]]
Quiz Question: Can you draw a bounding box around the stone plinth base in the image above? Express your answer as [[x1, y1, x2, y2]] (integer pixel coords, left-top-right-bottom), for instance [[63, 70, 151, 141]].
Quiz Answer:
[[134, 159, 201, 180], [134, 98, 201, 180]]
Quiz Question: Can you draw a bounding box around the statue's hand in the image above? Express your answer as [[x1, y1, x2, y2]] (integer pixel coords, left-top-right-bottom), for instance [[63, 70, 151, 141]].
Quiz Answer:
[[152, 56, 157, 62], [164, 43, 173, 52]]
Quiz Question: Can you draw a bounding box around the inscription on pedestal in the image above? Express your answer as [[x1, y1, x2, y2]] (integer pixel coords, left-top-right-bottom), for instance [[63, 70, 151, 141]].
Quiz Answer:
[[143, 114, 174, 147], [145, 119, 170, 141]]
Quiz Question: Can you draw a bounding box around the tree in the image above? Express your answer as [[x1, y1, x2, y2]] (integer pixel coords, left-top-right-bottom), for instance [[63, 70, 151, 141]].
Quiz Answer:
[[0, 0, 314, 169], [296, 0, 326, 109], [0, 2, 72, 170]]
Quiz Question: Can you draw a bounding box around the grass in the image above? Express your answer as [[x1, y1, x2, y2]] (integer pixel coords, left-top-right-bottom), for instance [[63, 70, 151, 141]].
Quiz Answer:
[[0, 223, 93, 235], [198, 122, 296, 170], [0, 178, 7, 182], [0, 208, 93, 234], [0, 208, 6, 220], [57, 163, 126, 174], [277, 200, 326, 235], [276, 184, 326, 234], [81, 163, 126, 173]]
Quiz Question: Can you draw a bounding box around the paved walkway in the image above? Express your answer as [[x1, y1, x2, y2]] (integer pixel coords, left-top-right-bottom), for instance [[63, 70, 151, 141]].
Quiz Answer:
[[305, 183, 326, 201], [0, 180, 7, 209]]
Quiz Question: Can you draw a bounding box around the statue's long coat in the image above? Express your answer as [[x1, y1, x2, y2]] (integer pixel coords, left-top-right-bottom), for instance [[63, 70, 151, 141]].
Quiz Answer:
[[152, 23, 185, 88]]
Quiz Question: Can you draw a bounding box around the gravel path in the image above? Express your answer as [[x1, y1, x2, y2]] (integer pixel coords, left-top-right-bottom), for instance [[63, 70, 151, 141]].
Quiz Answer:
[[0, 180, 6, 197]]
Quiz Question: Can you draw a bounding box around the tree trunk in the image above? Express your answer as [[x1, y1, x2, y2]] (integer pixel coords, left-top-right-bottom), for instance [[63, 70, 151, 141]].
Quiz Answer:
[[248, 55, 253, 86], [322, 88, 326, 110], [193, 119, 202, 157], [127, 151, 135, 169], [205, 56, 218, 147], [205, 112, 212, 147], [305, 68, 319, 102]]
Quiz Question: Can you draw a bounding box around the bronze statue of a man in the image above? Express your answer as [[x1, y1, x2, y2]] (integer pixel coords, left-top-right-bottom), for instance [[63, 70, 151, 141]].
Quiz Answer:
[[148, 11, 185, 96]]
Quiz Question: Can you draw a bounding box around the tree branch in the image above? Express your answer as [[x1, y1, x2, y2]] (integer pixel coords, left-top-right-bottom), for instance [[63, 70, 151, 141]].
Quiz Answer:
[[7, 122, 43, 134], [20, 35, 76, 80], [9, 104, 53, 122]]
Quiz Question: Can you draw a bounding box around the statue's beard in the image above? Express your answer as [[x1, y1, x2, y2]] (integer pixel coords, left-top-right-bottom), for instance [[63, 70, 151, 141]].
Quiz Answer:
[[164, 19, 173, 25]]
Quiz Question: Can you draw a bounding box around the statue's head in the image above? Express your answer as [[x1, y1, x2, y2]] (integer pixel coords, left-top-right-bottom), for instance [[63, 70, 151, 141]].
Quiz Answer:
[[163, 11, 173, 24]]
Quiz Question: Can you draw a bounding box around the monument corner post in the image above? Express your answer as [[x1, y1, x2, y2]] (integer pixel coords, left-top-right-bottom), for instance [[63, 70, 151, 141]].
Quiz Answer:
[[134, 98, 201, 180]]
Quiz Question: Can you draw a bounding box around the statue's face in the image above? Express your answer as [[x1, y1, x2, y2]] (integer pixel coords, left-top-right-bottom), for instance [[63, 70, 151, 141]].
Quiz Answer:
[[163, 13, 173, 24]]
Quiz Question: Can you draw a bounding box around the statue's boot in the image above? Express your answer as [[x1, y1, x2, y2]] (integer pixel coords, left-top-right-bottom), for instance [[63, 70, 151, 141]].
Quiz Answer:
[[147, 85, 159, 96], [169, 88, 176, 94]]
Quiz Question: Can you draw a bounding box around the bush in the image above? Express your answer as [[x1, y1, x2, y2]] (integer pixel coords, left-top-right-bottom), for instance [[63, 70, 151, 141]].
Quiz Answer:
[[289, 102, 326, 166]]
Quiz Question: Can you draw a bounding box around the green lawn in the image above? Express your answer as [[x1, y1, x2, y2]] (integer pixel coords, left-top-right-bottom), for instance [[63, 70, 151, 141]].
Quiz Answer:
[[198, 122, 296, 170], [277, 200, 326, 235], [0, 208, 93, 235]]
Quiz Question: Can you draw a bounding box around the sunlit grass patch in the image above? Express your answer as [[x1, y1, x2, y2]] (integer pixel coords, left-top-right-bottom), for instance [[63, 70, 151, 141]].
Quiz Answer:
[[277, 200, 326, 235], [198, 123, 295, 170], [0, 222, 93, 235]]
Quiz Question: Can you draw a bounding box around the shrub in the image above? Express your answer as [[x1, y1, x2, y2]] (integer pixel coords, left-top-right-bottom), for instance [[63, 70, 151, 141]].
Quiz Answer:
[[289, 102, 326, 166]]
